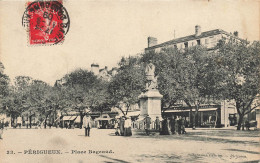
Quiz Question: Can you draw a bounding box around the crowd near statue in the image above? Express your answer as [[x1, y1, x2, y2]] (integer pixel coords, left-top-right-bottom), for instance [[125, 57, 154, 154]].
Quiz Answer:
[[160, 116, 186, 135], [145, 60, 158, 90], [114, 116, 132, 136]]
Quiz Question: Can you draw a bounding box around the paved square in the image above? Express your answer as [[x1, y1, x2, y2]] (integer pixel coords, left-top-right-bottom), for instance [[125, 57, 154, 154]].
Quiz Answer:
[[0, 128, 259, 163]]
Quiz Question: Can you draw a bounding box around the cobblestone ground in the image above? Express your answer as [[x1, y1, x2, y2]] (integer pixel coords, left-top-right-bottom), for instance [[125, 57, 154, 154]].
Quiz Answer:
[[0, 127, 259, 163]]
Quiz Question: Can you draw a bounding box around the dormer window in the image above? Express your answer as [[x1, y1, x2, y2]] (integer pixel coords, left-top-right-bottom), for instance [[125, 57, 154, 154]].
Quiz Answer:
[[184, 42, 188, 48], [197, 39, 201, 45], [205, 39, 209, 44]]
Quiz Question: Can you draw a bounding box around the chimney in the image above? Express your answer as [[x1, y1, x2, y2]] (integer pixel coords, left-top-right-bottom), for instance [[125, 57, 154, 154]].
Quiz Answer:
[[233, 31, 238, 37], [91, 63, 99, 76], [112, 67, 117, 76], [195, 25, 201, 37], [148, 37, 158, 48]]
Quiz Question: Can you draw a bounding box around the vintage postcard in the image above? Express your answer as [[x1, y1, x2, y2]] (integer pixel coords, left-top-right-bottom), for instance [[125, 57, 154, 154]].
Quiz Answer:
[[0, 0, 259, 162]]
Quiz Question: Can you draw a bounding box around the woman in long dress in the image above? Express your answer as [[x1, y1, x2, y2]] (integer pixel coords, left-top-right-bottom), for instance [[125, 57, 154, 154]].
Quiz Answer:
[[119, 117, 125, 136], [124, 117, 132, 136]]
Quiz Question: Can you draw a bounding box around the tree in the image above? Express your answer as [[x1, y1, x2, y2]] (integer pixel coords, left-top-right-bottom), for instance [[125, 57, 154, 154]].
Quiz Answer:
[[57, 68, 112, 128], [61, 68, 110, 112], [28, 79, 52, 128], [108, 56, 145, 116], [216, 40, 260, 130], [0, 62, 10, 114], [6, 76, 33, 123]]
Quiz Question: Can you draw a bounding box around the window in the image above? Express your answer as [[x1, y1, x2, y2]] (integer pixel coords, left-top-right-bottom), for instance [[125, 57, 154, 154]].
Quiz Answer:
[[197, 39, 201, 45], [184, 42, 188, 48], [205, 39, 208, 44]]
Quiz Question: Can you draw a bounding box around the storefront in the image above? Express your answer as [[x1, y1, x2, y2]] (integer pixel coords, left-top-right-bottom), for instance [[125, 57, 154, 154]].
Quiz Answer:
[[94, 114, 114, 129], [163, 105, 221, 128]]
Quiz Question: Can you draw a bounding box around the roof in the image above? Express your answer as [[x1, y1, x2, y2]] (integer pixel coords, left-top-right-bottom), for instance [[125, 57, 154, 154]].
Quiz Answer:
[[74, 116, 81, 123], [163, 104, 221, 110], [165, 108, 218, 113], [62, 116, 77, 121], [145, 29, 241, 50]]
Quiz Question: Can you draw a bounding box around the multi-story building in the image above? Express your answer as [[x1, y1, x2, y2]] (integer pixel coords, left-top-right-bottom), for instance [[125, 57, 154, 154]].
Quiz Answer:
[[90, 64, 117, 81], [147, 25, 245, 128], [145, 25, 241, 53]]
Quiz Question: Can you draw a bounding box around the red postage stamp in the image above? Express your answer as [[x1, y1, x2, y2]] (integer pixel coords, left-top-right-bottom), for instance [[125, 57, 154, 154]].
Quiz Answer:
[[22, 0, 70, 45]]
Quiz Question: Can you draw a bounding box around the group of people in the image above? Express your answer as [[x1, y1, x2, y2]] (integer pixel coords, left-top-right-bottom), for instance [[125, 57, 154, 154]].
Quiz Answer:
[[114, 116, 132, 136], [143, 115, 186, 135], [161, 115, 186, 135]]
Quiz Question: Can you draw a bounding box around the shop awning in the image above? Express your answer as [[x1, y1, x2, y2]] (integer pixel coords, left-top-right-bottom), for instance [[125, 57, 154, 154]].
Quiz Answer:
[[62, 116, 72, 121], [165, 108, 218, 113], [95, 117, 112, 121], [54, 116, 61, 122], [74, 116, 81, 123], [126, 111, 140, 117], [70, 116, 77, 121]]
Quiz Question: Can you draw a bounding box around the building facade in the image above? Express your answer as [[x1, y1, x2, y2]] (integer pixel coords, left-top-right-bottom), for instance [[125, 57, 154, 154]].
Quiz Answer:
[[91, 64, 117, 81], [145, 25, 241, 53], [147, 25, 251, 128]]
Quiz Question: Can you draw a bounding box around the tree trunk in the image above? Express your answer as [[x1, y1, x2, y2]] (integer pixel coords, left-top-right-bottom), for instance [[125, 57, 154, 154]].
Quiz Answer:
[[192, 111, 196, 129], [29, 116, 32, 128], [80, 111, 83, 129], [237, 113, 244, 130], [189, 108, 192, 127], [44, 116, 47, 129], [193, 104, 199, 129]]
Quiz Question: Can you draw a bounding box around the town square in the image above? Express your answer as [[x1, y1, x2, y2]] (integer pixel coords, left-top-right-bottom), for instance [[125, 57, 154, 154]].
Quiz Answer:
[[0, 127, 259, 163], [0, 0, 260, 163]]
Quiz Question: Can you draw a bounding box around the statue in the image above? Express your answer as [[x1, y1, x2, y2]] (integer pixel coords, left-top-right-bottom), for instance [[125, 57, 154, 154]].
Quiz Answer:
[[145, 61, 158, 90]]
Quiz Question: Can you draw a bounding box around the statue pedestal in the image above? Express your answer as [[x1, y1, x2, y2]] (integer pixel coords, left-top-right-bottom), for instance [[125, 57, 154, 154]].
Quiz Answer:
[[138, 89, 163, 121]]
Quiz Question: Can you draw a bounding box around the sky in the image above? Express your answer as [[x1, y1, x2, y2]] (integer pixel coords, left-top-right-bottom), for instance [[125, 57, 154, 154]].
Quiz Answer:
[[0, 0, 259, 85]]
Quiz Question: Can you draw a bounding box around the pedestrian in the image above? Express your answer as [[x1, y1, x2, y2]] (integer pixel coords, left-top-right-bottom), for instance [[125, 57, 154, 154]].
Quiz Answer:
[[160, 117, 170, 135], [170, 115, 175, 134], [114, 120, 119, 136], [180, 116, 186, 134], [145, 115, 151, 135], [17, 117, 22, 128], [167, 117, 172, 135], [83, 114, 92, 137], [119, 117, 125, 136], [178, 116, 182, 134], [25, 118, 29, 129], [66, 121, 69, 129], [124, 117, 132, 136], [175, 116, 179, 135], [155, 116, 160, 131], [245, 120, 250, 131], [0, 120, 4, 139]]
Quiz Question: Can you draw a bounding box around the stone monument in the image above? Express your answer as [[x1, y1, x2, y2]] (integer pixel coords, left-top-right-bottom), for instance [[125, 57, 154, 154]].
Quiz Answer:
[[138, 61, 163, 121]]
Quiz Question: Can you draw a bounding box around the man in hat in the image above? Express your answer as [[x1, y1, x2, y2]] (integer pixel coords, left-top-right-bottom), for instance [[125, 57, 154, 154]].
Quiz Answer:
[[145, 115, 151, 135], [83, 114, 92, 136]]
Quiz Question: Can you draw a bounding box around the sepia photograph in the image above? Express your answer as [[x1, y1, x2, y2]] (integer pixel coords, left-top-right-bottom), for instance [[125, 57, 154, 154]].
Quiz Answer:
[[0, 0, 259, 162]]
